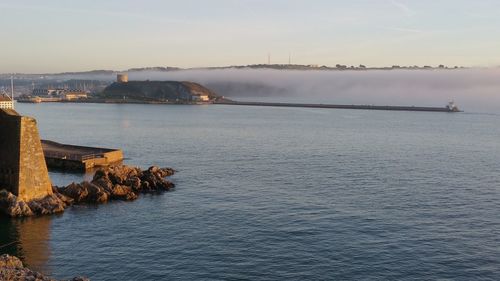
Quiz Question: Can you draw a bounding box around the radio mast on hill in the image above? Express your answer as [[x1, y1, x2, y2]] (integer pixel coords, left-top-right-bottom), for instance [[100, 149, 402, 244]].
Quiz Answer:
[[268, 53, 271, 65]]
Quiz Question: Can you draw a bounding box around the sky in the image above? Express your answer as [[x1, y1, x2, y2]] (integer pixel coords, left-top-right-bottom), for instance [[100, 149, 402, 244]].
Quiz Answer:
[[1, 0, 499, 73]]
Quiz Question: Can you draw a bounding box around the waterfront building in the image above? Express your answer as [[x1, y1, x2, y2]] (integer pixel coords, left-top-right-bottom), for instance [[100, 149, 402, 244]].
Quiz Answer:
[[63, 91, 88, 100], [0, 94, 14, 109], [31, 88, 88, 101], [192, 94, 210, 102], [32, 88, 66, 96]]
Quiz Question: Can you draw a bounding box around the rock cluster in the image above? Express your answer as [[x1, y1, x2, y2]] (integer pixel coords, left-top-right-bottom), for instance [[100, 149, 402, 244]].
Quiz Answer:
[[0, 254, 89, 281], [0, 165, 175, 218], [58, 165, 175, 204], [0, 190, 72, 217]]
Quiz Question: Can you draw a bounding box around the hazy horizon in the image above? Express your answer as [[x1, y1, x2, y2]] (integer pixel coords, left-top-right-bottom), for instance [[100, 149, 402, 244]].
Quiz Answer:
[[1, 0, 500, 73]]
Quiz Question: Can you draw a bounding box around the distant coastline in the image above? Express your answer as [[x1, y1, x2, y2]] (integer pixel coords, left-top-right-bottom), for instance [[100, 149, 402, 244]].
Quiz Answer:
[[0, 63, 471, 77]]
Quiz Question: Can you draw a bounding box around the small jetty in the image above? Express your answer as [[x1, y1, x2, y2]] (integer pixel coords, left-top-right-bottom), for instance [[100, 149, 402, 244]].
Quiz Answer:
[[41, 140, 123, 172], [215, 100, 461, 113]]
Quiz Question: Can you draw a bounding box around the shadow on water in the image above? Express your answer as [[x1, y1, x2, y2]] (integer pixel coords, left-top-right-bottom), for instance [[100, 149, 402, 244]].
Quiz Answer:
[[0, 215, 55, 274]]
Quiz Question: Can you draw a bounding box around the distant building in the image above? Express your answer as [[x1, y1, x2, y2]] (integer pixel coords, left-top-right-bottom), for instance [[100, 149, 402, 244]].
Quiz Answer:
[[0, 95, 14, 109], [117, 74, 128, 83], [32, 88, 65, 96], [192, 94, 210, 102], [63, 91, 88, 100], [27, 88, 88, 103]]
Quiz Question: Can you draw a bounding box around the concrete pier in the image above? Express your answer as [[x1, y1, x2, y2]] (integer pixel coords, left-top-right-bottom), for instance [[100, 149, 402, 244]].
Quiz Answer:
[[41, 140, 123, 172]]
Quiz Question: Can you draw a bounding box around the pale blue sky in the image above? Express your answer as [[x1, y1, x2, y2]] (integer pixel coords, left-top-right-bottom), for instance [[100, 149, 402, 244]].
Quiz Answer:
[[1, 0, 499, 73]]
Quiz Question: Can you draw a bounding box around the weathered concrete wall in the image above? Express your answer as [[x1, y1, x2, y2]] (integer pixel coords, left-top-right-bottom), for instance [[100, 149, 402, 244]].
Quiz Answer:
[[103, 150, 124, 164], [0, 109, 52, 201]]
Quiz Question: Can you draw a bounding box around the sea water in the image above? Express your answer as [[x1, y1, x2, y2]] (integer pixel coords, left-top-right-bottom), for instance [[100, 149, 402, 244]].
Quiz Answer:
[[1, 102, 500, 280]]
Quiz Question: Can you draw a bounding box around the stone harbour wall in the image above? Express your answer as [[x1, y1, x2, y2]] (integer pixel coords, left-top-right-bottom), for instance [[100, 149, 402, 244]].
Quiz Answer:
[[0, 109, 53, 202]]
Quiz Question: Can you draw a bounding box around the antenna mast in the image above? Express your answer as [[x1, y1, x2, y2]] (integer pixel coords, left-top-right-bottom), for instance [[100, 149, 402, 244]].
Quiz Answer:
[[10, 76, 14, 109]]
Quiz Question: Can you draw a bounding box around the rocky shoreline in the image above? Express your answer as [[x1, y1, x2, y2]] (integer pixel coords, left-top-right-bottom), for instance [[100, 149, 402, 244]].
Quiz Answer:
[[0, 254, 88, 281], [0, 165, 175, 217]]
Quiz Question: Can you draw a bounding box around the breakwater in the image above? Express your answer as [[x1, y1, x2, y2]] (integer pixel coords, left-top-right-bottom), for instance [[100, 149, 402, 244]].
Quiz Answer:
[[215, 100, 461, 112]]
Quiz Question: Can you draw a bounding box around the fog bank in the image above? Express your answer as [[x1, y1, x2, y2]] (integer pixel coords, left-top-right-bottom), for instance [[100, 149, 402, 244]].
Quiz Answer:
[[66, 68, 500, 113]]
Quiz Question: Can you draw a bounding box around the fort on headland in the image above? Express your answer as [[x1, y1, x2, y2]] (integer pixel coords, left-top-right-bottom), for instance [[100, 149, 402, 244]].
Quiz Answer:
[[100, 74, 218, 103]]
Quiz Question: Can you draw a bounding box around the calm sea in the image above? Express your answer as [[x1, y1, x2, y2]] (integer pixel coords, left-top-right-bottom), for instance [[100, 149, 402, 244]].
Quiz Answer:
[[1, 102, 500, 280]]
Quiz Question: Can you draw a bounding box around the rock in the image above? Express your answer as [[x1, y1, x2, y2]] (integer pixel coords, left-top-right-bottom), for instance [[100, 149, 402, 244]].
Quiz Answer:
[[82, 182, 108, 203], [54, 192, 74, 206], [0, 254, 89, 281], [59, 183, 89, 203], [157, 167, 176, 178], [1, 189, 73, 217], [1, 164, 174, 217], [140, 166, 176, 192], [0, 190, 34, 217], [140, 180, 150, 191], [0, 254, 23, 268], [27, 194, 68, 215], [105, 165, 141, 185], [110, 185, 137, 201], [125, 176, 142, 192], [91, 177, 114, 194], [57, 182, 109, 204]]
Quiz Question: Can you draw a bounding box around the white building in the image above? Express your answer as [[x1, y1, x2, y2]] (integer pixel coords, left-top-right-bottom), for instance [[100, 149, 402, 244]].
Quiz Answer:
[[0, 95, 14, 109], [192, 95, 210, 102]]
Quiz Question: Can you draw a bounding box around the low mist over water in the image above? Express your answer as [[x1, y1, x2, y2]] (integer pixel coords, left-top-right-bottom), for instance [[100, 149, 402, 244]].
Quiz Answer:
[[66, 68, 500, 113]]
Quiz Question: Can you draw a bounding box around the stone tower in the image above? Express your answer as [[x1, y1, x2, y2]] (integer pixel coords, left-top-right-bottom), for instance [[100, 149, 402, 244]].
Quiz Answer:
[[0, 108, 53, 201]]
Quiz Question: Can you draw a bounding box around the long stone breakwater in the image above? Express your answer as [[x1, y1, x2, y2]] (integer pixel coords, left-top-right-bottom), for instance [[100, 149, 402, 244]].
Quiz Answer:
[[215, 100, 461, 112]]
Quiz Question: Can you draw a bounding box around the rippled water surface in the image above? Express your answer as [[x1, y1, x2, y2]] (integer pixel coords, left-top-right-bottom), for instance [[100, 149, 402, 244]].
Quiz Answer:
[[2, 103, 500, 280]]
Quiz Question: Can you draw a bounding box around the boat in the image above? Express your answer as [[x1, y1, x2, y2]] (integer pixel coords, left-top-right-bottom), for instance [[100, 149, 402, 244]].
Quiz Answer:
[[446, 101, 460, 112]]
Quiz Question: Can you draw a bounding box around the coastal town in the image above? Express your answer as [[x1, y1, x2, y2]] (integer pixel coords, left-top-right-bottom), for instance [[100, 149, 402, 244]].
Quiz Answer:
[[11, 73, 217, 104]]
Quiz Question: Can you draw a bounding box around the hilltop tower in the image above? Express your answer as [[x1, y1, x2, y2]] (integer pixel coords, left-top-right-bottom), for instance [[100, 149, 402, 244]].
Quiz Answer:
[[117, 74, 129, 83]]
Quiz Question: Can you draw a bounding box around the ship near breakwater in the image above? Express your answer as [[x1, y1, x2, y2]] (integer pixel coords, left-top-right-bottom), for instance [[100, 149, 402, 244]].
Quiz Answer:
[[215, 100, 461, 113]]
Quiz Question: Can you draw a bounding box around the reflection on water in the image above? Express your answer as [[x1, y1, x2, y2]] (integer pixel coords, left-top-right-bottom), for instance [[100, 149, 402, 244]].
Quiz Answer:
[[0, 216, 53, 274]]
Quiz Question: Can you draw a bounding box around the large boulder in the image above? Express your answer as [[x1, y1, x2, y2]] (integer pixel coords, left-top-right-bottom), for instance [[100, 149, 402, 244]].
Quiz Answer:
[[27, 194, 68, 215], [0, 254, 23, 268], [0, 190, 33, 217], [82, 181, 109, 203], [140, 166, 176, 192], [110, 185, 138, 201], [59, 183, 89, 203], [58, 182, 109, 204]]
